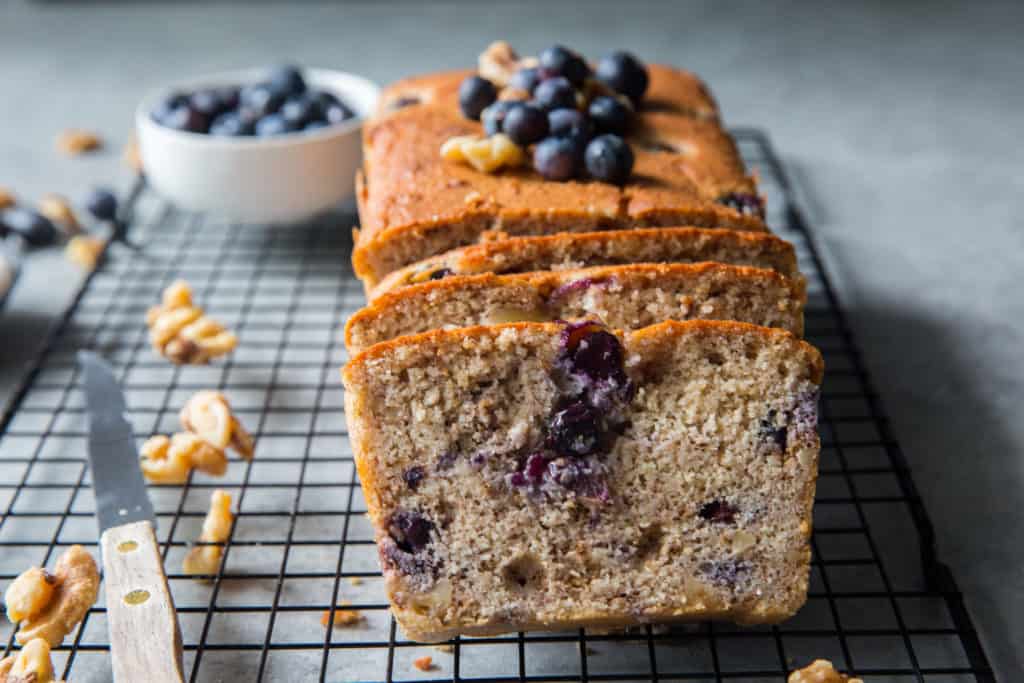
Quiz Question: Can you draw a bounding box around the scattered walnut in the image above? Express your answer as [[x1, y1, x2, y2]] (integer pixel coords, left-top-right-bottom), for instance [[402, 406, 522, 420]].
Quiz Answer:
[[179, 391, 255, 459], [320, 600, 364, 628], [171, 432, 229, 477], [0, 638, 63, 683], [347, 576, 363, 586], [412, 656, 435, 672], [139, 434, 192, 484], [37, 195, 82, 235], [56, 129, 103, 156], [146, 280, 237, 364], [183, 490, 233, 578], [65, 235, 105, 270], [0, 187, 17, 210], [4, 568, 56, 623], [441, 134, 525, 173], [788, 659, 863, 683], [15, 545, 100, 647], [123, 136, 143, 173], [478, 40, 520, 87]]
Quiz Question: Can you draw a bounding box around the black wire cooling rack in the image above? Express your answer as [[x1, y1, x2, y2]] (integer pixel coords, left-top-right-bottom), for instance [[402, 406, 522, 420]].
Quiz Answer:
[[0, 130, 995, 682]]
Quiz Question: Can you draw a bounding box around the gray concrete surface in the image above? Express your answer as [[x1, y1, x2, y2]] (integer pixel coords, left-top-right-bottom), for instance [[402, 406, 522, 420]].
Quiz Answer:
[[1, 0, 1020, 678]]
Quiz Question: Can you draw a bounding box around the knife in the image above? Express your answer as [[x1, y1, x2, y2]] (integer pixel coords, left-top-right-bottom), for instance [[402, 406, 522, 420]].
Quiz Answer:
[[79, 351, 185, 683]]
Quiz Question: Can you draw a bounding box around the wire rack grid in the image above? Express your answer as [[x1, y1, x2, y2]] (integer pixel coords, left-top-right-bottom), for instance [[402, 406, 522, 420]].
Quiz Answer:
[[0, 130, 995, 682]]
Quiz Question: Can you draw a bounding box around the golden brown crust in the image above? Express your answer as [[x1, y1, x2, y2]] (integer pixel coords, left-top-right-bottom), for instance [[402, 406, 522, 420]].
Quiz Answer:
[[354, 65, 764, 287], [344, 262, 807, 353], [370, 227, 800, 300]]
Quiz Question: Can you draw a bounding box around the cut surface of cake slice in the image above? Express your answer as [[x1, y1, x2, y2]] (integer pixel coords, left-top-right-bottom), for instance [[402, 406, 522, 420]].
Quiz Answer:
[[342, 320, 824, 642], [345, 262, 806, 354], [370, 228, 800, 300]]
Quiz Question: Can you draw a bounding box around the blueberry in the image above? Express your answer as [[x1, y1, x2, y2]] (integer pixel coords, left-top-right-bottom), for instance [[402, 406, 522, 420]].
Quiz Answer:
[[428, 267, 453, 280], [323, 101, 355, 124], [533, 136, 581, 181], [548, 107, 593, 146], [254, 114, 296, 137], [387, 510, 434, 554], [717, 192, 765, 219], [584, 134, 634, 184], [588, 95, 632, 136], [533, 76, 577, 111], [509, 66, 541, 93], [699, 500, 738, 524], [538, 45, 590, 86], [0, 208, 57, 246], [458, 75, 498, 120], [596, 51, 649, 103], [757, 409, 787, 454], [209, 111, 255, 136], [567, 327, 628, 387], [162, 105, 208, 134], [268, 64, 306, 97], [151, 92, 188, 124], [240, 83, 284, 117], [481, 100, 517, 136], [189, 89, 225, 118], [547, 400, 602, 457], [502, 103, 549, 145], [84, 188, 118, 221], [403, 466, 426, 491], [281, 96, 316, 128], [215, 86, 241, 111]]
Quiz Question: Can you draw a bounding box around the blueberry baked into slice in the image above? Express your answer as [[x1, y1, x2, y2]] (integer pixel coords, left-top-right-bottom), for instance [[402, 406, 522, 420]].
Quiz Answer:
[[342, 319, 823, 642]]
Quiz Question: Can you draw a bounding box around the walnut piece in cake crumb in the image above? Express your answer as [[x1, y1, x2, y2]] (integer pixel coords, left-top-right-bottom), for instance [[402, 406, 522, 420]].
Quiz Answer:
[[56, 129, 103, 156], [321, 601, 364, 627], [788, 659, 863, 683], [412, 656, 435, 672]]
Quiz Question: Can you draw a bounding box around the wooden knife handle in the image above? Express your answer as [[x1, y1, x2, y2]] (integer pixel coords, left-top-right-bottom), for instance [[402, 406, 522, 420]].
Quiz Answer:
[[100, 520, 185, 683]]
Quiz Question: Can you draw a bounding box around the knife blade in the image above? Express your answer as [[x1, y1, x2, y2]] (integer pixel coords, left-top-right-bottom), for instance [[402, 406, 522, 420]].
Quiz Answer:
[[79, 351, 155, 533], [78, 351, 185, 683]]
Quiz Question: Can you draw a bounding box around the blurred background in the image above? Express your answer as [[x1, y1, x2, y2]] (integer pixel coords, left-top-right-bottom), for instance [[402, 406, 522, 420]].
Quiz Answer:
[[1, 1, 1021, 679]]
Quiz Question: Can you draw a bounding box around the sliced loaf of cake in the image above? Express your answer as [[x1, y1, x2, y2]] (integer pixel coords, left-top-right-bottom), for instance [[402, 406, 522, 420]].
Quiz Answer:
[[370, 228, 800, 300], [345, 262, 806, 354], [343, 320, 824, 641]]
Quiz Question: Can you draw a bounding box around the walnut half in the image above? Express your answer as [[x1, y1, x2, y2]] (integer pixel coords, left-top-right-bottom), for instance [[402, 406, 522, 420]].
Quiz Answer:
[[13, 545, 99, 647], [788, 659, 863, 683], [146, 280, 237, 365], [0, 638, 64, 683], [179, 391, 254, 459], [183, 490, 234, 579]]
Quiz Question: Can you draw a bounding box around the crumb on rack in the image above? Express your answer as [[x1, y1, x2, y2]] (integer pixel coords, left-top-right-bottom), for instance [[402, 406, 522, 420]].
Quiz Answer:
[[347, 576, 363, 586], [413, 656, 435, 672], [321, 600, 364, 627], [56, 129, 103, 156], [432, 644, 454, 654]]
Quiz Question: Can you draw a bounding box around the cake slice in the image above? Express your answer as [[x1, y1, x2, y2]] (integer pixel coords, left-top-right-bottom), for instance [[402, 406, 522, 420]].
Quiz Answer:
[[343, 320, 824, 642], [344, 262, 805, 354], [370, 228, 800, 300]]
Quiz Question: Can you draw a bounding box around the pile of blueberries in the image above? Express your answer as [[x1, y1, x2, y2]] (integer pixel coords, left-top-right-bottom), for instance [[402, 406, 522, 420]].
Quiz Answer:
[[458, 46, 649, 184], [151, 65, 356, 137]]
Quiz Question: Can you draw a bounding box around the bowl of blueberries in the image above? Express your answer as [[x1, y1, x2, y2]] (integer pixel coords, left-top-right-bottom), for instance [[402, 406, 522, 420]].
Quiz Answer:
[[138, 65, 379, 223]]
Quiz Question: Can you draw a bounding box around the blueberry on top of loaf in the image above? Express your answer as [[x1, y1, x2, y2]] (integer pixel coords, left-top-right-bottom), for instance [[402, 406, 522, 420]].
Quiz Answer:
[[353, 42, 765, 287], [369, 227, 800, 300], [344, 261, 806, 354], [343, 320, 823, 642]]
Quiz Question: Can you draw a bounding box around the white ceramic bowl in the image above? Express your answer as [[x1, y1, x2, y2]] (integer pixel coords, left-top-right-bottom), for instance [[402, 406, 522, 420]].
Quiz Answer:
[[136, 68, 379, 224]]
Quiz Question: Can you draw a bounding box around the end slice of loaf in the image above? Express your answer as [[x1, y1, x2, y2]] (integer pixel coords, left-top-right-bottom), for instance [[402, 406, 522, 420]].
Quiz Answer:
[[343, 320, 824, 642], [344, 262, 806, 354], [370, 227, 801, 300]]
